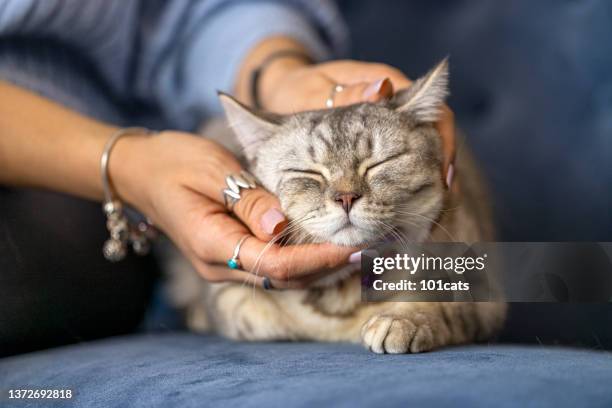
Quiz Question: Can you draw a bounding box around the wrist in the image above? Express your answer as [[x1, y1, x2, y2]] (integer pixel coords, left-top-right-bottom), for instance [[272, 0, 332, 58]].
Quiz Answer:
[[107, 132, 154, 215], [257, 56, 310, 109], [235, 36, 312, 107]]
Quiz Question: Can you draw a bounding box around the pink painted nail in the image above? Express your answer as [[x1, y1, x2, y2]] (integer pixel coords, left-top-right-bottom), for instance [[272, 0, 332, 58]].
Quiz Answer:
[[446, 163, 455, 189], [261, 208, 286, 235], [349, 251, 362, 263], [363, 78, 386, 99]]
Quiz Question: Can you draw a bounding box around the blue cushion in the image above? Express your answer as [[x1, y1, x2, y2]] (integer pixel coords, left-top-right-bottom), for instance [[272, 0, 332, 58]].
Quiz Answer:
[[1, 333, 611, 407]]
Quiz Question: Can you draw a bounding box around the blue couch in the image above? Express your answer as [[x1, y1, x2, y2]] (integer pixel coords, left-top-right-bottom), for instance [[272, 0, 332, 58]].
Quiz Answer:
[[2, 333, 612, 407]]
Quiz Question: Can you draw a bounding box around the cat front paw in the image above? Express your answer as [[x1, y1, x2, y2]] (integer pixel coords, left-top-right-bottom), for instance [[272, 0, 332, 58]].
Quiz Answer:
[[360, 313, 438, 354]]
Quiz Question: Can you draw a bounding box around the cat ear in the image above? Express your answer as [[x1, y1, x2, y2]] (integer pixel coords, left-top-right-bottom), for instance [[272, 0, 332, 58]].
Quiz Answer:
[[392, 58, 449, 122], [218, 92, 279, 159]]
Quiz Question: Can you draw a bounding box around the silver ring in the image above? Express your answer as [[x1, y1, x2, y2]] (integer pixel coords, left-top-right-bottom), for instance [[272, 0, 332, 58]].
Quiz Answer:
[[223, 170, 257, 212], [326, 84, 345, 108], [227, 234, 250, 270]]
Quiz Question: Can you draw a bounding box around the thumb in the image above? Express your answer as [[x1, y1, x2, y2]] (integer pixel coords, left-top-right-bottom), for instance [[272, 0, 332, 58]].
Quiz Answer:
[[232, 188, 287, 241]]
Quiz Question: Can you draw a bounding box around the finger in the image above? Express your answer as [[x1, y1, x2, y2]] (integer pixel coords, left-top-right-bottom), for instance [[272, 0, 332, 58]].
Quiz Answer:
[[188, 228, 329, 289], [364, 78, 394, 102], [333, 78, 393, 107], [193, 259, 325, 290], [435, 105, 456, 187], [232, 188, 288, 240], [209, 225, 359, 281], [317, 61, 412, 90], [245, 240, 359, 281], [192, 261, 265, 286]]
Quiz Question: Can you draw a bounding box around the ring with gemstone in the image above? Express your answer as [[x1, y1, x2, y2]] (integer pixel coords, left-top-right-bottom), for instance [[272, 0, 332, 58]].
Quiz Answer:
[[227, 234, 250, 269]]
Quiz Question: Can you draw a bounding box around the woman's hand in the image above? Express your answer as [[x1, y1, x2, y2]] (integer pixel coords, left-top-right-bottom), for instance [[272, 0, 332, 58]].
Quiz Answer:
[[0, 80, 357, 290], [110, 131, 358, 289], [260, 60, 407, 111]]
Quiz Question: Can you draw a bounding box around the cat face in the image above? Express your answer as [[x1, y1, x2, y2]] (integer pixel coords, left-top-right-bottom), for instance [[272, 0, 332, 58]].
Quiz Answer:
[[220, 59, 449, 246]]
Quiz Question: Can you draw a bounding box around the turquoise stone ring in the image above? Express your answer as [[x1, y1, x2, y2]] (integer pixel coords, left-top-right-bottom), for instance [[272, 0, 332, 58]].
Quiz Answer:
[[228, 235, 250, 270]]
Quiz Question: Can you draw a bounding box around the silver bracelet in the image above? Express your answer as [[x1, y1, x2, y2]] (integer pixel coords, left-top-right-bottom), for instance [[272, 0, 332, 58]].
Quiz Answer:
[[100, 127, 157, 262]]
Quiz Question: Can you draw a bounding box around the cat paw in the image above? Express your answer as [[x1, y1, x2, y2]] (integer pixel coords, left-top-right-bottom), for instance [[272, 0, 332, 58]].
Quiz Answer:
[[360, 314, 436, 354]]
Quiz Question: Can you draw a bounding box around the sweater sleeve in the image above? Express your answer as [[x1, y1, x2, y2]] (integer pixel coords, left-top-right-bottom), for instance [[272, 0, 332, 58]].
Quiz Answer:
[[0, 0, 348, 130], [135, 0, 349, 130], [0, 0, 140, 96]]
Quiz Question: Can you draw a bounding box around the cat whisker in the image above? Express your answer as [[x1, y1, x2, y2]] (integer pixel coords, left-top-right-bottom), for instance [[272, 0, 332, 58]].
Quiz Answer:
[[392, 210, 457, 241], [375, 220, 412, 252]]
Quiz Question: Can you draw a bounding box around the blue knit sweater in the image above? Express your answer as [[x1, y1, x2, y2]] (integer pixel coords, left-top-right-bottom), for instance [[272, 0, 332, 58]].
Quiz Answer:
[[0, 0, 347, 129]]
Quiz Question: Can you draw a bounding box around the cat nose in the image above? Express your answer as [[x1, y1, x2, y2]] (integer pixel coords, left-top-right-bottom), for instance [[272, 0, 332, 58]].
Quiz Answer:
[[333, 192, 361, 213]]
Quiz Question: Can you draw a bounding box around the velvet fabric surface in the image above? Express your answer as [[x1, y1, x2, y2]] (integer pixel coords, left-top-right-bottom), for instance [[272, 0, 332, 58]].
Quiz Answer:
[[1, 333, 611, 408]]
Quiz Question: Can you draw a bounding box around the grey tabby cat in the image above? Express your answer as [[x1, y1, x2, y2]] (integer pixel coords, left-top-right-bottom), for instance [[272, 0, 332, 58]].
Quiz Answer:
[[168, 59, 506, 353]]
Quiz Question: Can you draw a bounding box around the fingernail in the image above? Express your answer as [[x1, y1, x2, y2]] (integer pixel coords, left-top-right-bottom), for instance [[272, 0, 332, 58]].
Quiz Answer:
[[261, 208, 286, 235], [363, 78, 387, 99], [349, 251, 362, 264], [446, 163, 455, 189]]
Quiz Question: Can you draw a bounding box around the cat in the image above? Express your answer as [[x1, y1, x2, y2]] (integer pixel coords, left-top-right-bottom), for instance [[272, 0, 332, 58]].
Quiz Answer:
[[167, 59, 506, 354]]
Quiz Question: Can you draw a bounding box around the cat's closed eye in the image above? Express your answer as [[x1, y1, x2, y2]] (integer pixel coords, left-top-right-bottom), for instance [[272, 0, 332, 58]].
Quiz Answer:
[[409, 181, 435, 195], [283, 168, 324, 177], [364, 152, 408, 174]]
